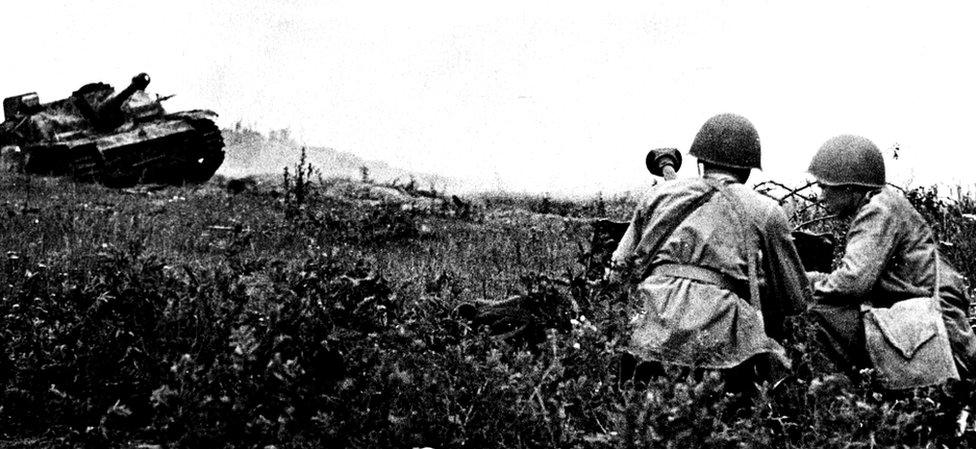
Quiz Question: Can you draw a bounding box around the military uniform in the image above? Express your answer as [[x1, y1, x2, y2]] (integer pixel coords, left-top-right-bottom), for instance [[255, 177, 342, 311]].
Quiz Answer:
[[810, 186, 976, 373], [612, 172, 810, 369]]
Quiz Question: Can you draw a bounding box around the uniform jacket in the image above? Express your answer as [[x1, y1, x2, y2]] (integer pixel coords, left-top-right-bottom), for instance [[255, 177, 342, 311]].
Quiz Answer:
[[612, 173, 810, 368]]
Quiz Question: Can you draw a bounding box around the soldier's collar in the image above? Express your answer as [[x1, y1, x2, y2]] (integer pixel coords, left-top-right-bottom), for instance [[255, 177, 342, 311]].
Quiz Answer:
[[844, 187, 884, 219], [703, 172, 739, 184]]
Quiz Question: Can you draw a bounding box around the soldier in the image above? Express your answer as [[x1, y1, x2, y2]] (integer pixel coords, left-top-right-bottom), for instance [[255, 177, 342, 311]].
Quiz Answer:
[[806, 135, 976, 376], [611, 113, 810, 388]]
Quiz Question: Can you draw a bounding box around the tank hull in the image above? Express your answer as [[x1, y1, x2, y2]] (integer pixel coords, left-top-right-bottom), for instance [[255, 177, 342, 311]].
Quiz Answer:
[[20, 112, 224, 186], [17, 113, 223, 187]]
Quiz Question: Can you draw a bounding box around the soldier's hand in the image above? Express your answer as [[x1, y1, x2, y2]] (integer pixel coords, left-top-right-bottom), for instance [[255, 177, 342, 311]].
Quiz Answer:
[[805, 271, 828, 285]]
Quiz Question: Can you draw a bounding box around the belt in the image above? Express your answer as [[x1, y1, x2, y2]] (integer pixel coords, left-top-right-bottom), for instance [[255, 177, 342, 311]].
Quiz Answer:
[[649, 263, 740, 293]]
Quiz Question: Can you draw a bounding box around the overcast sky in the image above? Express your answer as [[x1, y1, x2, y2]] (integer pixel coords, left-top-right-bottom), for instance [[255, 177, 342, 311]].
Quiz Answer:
[[5, 1, 975, 194]]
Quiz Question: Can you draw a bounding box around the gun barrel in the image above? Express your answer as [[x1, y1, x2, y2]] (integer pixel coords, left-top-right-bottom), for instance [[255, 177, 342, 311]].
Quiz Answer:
[[97, 73, 150, 119]]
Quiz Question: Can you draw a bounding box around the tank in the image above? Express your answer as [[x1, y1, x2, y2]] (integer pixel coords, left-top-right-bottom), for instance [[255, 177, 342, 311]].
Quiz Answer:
[[0, 73, 224, 186]]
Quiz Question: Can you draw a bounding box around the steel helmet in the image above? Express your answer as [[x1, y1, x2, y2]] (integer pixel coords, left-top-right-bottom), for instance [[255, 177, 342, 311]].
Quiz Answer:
[[808, 135, 885, 188], [689, 113, 762, 169]]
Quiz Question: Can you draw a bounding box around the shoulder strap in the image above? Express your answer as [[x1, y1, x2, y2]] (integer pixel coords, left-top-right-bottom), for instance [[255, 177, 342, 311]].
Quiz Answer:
[[920, 224, 940, 301], [912, 221, 941, 300], [709, 179, 761, 305], [639, 184, 719, 280]]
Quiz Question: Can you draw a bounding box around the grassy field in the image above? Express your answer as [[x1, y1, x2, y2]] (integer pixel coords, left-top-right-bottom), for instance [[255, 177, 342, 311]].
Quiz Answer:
[[2, 163, 976, 448]]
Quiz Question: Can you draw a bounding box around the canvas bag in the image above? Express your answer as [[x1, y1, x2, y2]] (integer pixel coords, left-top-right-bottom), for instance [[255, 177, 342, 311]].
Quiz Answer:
[[862, 250, 959, 389]]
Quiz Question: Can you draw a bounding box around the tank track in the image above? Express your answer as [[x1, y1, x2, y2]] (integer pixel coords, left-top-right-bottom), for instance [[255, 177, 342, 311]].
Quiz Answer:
[[182, 117, 225, 183], [64, 116, 225, 186]]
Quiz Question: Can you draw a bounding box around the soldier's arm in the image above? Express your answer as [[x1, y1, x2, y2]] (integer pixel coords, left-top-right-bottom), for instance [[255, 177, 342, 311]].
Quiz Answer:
[[761, 208, 812, 316], [813, 201, 899, 302], [607, 207, 643, 282]]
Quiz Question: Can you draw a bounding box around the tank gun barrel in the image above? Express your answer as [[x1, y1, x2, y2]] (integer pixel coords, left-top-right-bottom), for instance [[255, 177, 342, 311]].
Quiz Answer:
[[72, 73, 150, 131], [95, 73, 150, 127]]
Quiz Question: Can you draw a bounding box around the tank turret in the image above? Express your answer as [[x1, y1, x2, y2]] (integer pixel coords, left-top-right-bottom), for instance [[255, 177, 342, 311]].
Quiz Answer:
[[74, 73, 151, 131]]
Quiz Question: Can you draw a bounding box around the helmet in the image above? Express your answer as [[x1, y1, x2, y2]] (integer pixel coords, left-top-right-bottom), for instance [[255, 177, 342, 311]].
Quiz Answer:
[[808, 135, 885, 188], [689, 113, 761, 169]]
